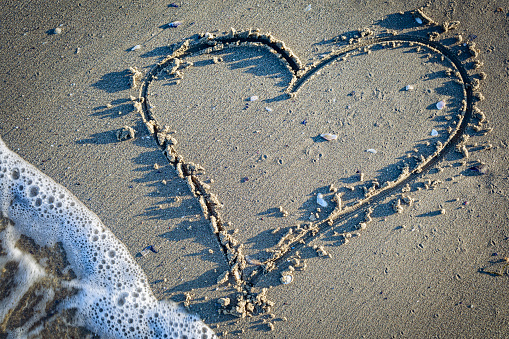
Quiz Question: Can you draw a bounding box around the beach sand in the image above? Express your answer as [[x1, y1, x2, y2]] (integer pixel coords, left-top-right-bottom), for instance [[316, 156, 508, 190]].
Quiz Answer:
[[1, 0, 509, 337]]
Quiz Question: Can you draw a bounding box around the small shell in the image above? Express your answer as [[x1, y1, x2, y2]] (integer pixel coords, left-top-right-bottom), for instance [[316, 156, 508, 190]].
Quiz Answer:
[[245, 256, 263, 266], [140, 245, 157, 256], [415, 17, 423, 24], [265, 107, 273, 112], [168, 21, 182, 28], [431, 129, 439, 136], [249, 95, 258, 101], [131, 45, 142, 51], [317, 193, 328, 207], [366, 149, 377, 154], [52, 27, 62, 35], [405, 84, 414, 91], [320, 133, 338, 141], [280, 274, 293, 285], [304, 4, 312, 12], [436, 100, 446, 110]]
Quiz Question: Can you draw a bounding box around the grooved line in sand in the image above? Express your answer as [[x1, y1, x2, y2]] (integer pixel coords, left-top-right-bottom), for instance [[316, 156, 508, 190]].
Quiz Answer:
[[136, 29, 474, 289]]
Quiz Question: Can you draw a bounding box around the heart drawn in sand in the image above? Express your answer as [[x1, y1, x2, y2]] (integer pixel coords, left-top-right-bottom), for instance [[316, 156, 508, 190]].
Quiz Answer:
[[134, 27, 477, 297]]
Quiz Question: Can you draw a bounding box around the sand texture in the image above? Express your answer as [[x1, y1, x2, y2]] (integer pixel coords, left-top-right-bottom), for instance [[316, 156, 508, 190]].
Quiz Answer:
[[1, 0, 509, 337]]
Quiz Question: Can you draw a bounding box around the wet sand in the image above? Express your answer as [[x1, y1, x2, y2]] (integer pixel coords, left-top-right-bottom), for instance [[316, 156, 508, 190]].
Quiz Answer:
[[1, 0, 509, 337]]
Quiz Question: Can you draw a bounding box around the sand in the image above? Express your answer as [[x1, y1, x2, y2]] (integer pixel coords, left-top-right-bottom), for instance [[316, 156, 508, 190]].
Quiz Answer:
[[1, 0, 509, 337]]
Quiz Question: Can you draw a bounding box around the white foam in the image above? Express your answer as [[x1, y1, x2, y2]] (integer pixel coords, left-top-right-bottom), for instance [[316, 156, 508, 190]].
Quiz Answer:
[[0, 224, 47, 323], [0, 136, 216, 338]]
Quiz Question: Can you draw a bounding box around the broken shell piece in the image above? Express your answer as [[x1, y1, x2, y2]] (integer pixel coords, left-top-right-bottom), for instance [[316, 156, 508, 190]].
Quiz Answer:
[[280, 272, 293, 285], [52, 27, 62, 34], [436, 100, 446, 110], [405, 84, 415, 91], [131, 45, 142, 51], [245, 256, 263, 266], [249, 95, 259, 101], [168, 21, 182, 28], [366, 149, 377, 154], [316, 193, 328, 207], [431, 129, 439, 136], [415, 17, 423, 24], [320, 133, 338, 141], [140, 245, 158, 256]]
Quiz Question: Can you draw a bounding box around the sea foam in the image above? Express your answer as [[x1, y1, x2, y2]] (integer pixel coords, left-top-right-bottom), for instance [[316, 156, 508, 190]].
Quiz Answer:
[[0, 136, 216, 338]]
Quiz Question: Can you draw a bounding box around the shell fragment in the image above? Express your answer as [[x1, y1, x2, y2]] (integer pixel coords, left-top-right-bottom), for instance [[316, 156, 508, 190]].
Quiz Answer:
[[320, 133, 338, 141], [317, 193, 328, 207]]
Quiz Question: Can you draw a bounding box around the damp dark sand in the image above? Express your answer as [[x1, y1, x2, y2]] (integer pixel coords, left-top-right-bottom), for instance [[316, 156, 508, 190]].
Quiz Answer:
[[1, 0, 509, 337]]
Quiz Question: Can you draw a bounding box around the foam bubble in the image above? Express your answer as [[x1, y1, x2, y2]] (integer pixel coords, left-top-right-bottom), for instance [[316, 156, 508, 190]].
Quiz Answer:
[[0, 137, 216, 338]]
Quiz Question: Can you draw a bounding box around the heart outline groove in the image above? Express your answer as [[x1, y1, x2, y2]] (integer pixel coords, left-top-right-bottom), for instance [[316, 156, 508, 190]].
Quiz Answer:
[[133, 23, 481, 315]]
